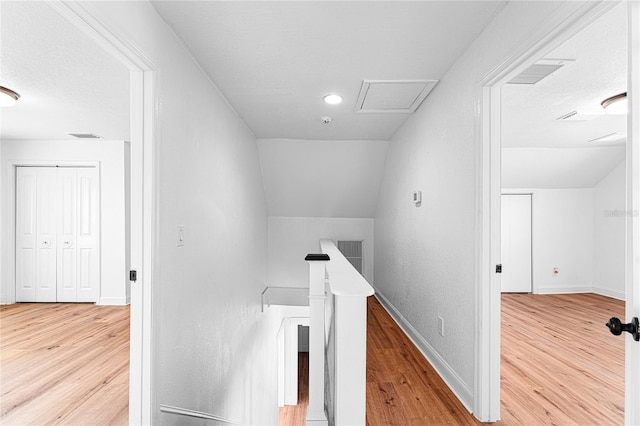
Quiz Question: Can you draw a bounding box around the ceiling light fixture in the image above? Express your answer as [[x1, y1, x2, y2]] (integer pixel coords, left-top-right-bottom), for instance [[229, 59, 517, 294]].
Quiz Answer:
[[601, 92, 628, 114], [0, 86, 20, 107], [323, 94, 343, 105]]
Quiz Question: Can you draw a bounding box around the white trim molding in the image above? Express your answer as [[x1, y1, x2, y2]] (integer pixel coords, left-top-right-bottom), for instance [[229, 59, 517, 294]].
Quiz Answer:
[[374, 290, 473, 411], [45, 2, 158, 425]]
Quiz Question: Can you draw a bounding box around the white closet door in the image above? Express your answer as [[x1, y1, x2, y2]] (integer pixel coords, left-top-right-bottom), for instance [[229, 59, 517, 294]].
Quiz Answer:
[[74, 168, 99, 303], [57, 168, 78, 302], [16, 166, 99, 303], [501, 194, 532, 293], [16, 167, 58, 302]]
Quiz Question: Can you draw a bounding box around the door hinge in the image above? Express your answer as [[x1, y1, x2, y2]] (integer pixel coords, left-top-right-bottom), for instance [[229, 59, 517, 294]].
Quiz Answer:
[[130, 270, 137, 282], [496, 264, 502, 274]]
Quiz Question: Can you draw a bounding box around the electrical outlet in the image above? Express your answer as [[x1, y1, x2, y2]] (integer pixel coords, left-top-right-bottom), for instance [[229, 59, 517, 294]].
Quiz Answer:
[[552, 267, 559, 277], [177, 225, 185, 247], [437, 316, 445, 337]]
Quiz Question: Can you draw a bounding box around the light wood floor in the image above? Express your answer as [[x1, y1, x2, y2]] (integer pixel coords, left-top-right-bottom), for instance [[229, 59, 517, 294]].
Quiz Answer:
[[500, 293, 624, 425], [279, 293, 624, 425], [0, 303, 130, 425]]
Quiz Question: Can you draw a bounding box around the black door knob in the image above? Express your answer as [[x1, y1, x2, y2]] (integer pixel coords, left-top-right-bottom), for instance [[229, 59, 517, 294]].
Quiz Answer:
[[606, 317, 640, 341]]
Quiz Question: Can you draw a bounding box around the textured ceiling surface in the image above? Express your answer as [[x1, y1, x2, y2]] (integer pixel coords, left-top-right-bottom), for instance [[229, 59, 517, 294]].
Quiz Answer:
[[501, 2, 627, 188], [0, 1, 129, 141], [502, 3, 627, 149], [151, 1, 506, 141]]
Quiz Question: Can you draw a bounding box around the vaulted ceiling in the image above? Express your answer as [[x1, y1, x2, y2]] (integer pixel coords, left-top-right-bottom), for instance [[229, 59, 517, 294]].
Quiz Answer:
[[0, 1, 630, 206], [150, 1, 506, 141]]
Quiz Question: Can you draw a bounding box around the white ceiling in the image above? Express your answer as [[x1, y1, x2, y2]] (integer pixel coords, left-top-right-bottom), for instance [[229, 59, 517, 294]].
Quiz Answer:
[[501, 3, 627, 188], [151, 1, 506, 141], [0, 1, 129, 141]]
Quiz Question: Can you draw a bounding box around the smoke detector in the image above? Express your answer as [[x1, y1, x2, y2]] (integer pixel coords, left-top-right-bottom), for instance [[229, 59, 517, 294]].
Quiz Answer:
[[321, 116, 333, 125]]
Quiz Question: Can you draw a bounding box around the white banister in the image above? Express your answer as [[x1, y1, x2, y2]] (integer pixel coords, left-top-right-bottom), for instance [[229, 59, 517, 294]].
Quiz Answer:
[[319, 239, 374, 425], [305, 254, 330, 426]]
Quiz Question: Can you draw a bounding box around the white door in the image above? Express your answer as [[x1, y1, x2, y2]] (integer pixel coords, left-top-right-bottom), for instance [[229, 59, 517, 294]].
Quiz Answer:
[[501, 194, 532, 293], [16, 167, 58, 302], [56, 168, 100, 302], [626, 2, 640, 423], [16, 166, 99, 303]]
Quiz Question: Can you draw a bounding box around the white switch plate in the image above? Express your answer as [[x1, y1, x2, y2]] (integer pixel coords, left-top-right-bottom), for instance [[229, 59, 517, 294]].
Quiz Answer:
[[437, 316, 444, 337], [177, 225, 185, 247]]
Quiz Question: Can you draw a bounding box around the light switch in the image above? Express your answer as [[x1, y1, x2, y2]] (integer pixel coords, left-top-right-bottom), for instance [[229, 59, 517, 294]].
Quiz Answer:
[[177, 225, 184, 247]]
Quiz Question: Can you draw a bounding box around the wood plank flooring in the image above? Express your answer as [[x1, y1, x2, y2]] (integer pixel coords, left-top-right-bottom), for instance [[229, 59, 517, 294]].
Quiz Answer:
[[279, 293, 624, 425], [500, 293, 624, 425], [278, 352, 309, 426], [0, 303, 130, 425]]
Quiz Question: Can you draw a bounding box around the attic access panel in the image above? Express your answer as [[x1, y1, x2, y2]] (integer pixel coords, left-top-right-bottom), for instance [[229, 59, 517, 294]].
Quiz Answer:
[[355, 79, 438, 113]]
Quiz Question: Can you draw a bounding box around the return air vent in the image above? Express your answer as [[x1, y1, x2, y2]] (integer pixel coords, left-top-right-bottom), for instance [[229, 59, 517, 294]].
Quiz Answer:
[[337, 240, 363, 275], [507, 59, 574, 85], [355, 79, 438, 113]]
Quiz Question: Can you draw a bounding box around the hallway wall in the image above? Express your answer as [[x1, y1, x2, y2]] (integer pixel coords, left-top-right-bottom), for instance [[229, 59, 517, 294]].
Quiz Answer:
[[84, 2, 279, 424], [374, 1, 593, 411], [267, 216, 374, 287]]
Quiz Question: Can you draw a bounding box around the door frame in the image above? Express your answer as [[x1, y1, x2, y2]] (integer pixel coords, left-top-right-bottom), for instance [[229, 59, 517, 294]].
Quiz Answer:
[[475, 1, 623, 421], [625, 2, 640, 425], [46, 2, 158, 424]]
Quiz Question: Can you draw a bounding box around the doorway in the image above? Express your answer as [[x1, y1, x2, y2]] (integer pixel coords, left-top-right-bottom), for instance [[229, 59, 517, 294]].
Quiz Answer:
[[478, 1, 638, 423]]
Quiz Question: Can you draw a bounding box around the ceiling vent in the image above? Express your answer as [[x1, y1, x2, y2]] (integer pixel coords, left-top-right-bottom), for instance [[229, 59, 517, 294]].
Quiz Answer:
[[69, 132, 102, 139], [507, 59, 574, 85], [556, 110, 604, 121], [355, 79, 438, 113], [588, 132, 626, 144]]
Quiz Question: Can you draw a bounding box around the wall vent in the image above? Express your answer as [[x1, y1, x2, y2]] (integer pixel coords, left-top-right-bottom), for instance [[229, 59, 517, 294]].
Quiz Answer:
[[337, 240, 363, 275], [355, 80, 438, 113], [507, 59, 574, 85]]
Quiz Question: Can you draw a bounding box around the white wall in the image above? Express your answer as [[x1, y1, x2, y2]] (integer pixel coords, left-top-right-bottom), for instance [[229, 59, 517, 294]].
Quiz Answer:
[[504, 189, 594, 294], [0, 139, 129, 305], [593, 161, 626, 299], [84, 2, 279, 424], [258, 139, 389, 218], [268, 216, 374, 288], [374, 1, 592, 411]]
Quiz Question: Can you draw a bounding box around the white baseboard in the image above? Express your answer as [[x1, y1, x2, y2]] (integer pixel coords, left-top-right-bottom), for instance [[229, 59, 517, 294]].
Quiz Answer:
[[536, 286, 593, 295], [373, 289, 473, 412], [590, 287, 625, 301], [97, 296, 130, 306], [536, 286, 625, 301]]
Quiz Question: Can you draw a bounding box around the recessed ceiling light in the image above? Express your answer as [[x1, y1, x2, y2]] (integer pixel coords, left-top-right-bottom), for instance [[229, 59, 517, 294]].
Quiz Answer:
[[601, 92, 627, 115], [323, 94, 343, 105], [0, 86, 20, 107]]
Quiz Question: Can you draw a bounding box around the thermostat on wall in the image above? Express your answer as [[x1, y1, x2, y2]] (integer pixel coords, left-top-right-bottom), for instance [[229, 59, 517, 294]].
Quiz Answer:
[[413, 191, 422, 206]]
